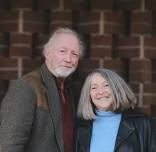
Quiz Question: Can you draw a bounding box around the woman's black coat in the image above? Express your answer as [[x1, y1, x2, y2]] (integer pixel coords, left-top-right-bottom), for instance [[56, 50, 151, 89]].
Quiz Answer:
[[76, 109, 156, 152]]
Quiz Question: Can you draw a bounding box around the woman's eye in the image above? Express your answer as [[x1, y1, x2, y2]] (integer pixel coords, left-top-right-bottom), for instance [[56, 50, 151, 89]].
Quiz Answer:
[[102, 83, 109, 88]]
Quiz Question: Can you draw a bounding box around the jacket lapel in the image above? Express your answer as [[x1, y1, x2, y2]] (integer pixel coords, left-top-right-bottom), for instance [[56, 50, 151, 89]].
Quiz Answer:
[[78, 121, 93, 152], [114, 118, 135, 151], [40, 64, 64, 152]]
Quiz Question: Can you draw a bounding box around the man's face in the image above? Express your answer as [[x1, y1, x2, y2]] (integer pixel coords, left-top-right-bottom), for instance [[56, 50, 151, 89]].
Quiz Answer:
[[45, 33, 80, 78]]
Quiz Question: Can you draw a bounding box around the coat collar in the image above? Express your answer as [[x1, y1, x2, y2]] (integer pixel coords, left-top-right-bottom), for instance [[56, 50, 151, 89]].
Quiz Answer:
[[40, 63, 64, 152], [114, 118, 135, 151], [78, 114, 135, 152], [78, 120, 92, 152]]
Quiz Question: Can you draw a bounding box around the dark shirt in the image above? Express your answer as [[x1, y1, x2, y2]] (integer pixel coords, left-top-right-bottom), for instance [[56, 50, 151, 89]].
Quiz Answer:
[[55, 78, 74, 152]]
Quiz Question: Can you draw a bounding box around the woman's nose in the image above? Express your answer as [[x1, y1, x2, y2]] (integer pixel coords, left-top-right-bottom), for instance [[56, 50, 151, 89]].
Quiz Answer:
[[98, 87, 105, 94]]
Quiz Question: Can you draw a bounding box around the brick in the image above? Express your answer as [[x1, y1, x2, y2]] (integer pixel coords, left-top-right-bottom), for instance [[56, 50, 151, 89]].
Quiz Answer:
[[130, 11, 152, 35], [0, 71, 18, 80], [23, 10, 47, 33], [32, 33, 49, 57], [145, 0, 156, 10], [50, 11, 72, 32], [152, 12, 156, 35], [72, 0, 89, 10], [90, 47, 112, 58], [11, 0, 33, 9], [0, 33, 9, 44], [0, 10, 18, 32], [151, 105, 156, 116], [10, 33, 33, 44], [115, 36, 140, 58], [0, 80, 9, 103], [33, 48, 43, 58], [9, 46, 32, 57], [114, 0, 140, 10], [64, 0, 73, 9], [0, 48, 9, 57], [152, 60, 156, 82], [74, 11, 100, 34], [140, 106, 152, 115], [72, 70, 89, 84], [144, 36, 156, 58], [78, 58, 101, 71], [0, 0, 10, 9], [90, 35, 113, 57], [104, 11, 126, 34], [103, 58, 128, 79], [0, 57, 18, 67], [0, 58, 18, 80], [144, 83, 156, 93], [22, 58, 43, 74], [0, 33, 9, 56], [0, 10, 18, 22], [91, 0, 113, 9], [129, 83, 140, 94], [143, 95, 156, 105], [36, 0, 59, 9], [9, 33, 33, 57], [73, 58, 101, 81], [129, 59, 152, 82]]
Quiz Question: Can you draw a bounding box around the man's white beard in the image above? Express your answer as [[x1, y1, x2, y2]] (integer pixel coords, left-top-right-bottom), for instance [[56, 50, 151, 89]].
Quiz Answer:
[[51, 66, 76, 78]]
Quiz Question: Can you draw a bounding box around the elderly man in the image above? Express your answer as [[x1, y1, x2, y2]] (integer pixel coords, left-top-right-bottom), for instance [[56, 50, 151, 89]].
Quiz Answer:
[[0, 27, 84, 152]]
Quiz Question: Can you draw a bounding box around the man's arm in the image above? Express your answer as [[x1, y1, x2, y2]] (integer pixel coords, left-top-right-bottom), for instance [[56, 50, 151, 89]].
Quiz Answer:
[[0, 79, 36, 152]]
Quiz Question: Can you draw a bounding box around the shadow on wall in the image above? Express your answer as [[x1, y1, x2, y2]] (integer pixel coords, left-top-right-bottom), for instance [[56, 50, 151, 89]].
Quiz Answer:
[[0, 80, 9, 107]]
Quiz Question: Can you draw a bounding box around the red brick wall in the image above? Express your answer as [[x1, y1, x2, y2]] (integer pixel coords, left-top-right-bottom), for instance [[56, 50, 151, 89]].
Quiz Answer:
[[0, 0, 156, 120]]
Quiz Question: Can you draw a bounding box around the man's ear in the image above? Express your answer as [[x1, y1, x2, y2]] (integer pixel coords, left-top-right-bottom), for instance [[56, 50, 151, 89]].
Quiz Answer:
[[44, 49, 49, 58]]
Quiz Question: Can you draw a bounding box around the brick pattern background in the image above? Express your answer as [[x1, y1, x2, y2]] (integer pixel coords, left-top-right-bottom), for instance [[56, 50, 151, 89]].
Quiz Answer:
[[0, 0, 156, 123]]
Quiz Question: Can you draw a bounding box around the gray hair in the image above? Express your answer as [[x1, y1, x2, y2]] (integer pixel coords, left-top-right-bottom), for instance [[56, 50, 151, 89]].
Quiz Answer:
[[77, 68, 137, 120], [43, 27, 85, 58]]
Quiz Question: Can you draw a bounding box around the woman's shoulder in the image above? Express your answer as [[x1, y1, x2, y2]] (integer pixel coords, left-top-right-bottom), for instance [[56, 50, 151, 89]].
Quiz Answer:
[[122, 108, 154, 127], [122, 108, 149, 118], [77, 118, 93, 128]]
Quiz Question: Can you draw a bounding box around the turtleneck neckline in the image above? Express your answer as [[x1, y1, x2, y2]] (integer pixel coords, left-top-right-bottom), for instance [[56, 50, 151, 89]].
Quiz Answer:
[[95, 109, 116, 117]]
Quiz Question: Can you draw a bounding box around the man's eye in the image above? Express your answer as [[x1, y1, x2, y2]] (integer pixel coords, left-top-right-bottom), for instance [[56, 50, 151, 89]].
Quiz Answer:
[[60, 50, 65, 53], [72, 53, 78, 57]]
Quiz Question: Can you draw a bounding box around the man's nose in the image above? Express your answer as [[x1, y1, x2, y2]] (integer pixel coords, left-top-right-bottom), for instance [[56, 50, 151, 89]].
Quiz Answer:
[[64, 53, 72, 62]]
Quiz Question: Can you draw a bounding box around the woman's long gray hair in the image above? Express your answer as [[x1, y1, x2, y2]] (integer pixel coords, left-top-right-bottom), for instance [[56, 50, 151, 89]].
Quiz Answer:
[[77, 68, 137, 120]]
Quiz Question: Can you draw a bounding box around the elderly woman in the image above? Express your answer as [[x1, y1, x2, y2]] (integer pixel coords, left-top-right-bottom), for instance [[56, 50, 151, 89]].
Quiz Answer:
[[76, 68, 156, 152]]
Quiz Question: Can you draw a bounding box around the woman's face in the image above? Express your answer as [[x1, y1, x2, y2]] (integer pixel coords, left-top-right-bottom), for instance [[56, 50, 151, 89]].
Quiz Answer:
[[90, 73, 114, 111]]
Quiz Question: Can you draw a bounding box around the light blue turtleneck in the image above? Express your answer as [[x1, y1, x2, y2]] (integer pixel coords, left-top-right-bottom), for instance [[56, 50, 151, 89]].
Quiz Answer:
[[90, 109, 121, 152]]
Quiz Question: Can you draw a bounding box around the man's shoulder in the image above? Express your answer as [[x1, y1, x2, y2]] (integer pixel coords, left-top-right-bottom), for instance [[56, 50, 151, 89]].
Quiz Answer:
[[22, 69, 41, 81], [10, 68, 43, 91]]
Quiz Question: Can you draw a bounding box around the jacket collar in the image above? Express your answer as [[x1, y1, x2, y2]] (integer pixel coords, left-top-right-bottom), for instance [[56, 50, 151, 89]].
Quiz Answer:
[[78, 114, 135, 152], [114, 117, 135, 151], [40, 63, 64, 152], [78, 120, 92, 152]]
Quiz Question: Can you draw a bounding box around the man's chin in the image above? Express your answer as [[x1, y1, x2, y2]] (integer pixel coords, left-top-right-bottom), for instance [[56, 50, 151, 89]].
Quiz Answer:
[[53, 68, 76, 78]]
